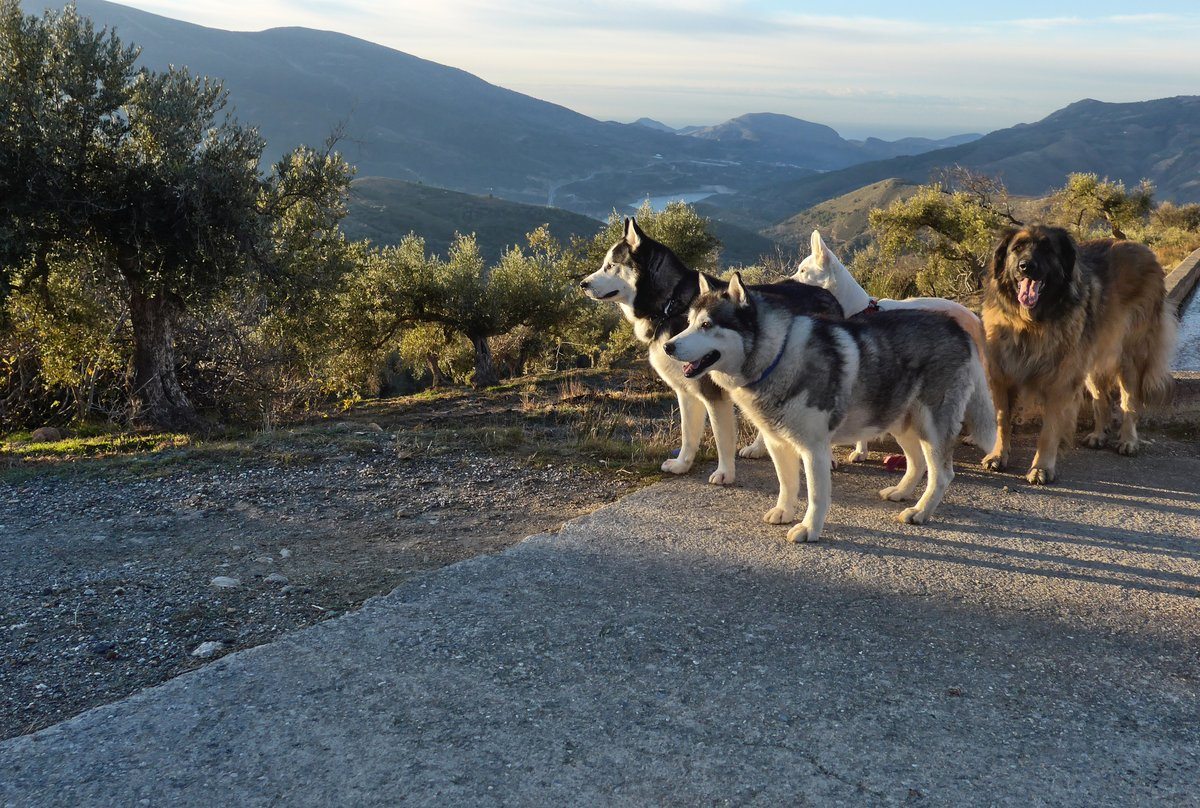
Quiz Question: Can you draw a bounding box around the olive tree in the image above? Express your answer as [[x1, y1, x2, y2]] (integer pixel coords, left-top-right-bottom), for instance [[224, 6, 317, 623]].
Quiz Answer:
[[0, 3, 353, 427], [335, 229, 577, 388]]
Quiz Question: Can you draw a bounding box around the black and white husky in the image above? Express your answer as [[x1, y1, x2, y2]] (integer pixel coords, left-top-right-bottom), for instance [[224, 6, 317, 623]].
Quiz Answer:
[[664, 272, 995, 543], [580, 218, 842, 485]]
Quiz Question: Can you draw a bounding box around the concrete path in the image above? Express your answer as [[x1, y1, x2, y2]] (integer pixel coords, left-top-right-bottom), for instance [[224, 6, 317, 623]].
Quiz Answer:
[[3, 437, 1200, 806]]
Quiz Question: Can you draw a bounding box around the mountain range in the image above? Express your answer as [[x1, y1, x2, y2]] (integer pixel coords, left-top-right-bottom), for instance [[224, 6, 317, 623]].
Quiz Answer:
[[62, 0, 978, 216], [35, 1, 1200, 266], [712, 97, 1200, 226]]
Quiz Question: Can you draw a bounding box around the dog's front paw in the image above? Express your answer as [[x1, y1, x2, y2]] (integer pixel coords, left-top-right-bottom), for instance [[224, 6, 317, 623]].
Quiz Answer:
[[846, 447, 868, 463], [786, 523, 819, 543], [661, 458, 693, 475], [708, 468, 735, 486], [1084, 432, 1107, 449], [1116, 439, 1140, 456], [763, 506, 795, 525], [879, 485, 911, 502], [1026, 466, 1055, 485], [982, 452, 1007, 472], [961, 434, 978, 447], [898, 506, 928, 525]]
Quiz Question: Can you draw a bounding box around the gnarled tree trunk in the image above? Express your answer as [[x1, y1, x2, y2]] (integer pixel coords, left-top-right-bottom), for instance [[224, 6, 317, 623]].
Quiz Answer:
[[128, 288, 196, 429], [469, 333, 498, 388]]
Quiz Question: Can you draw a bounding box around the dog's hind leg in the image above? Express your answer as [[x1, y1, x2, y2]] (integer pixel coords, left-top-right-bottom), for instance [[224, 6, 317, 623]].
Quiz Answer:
[[703, 394, 737, 485], [788, 441, 832, 543], [738, 431, 768, 459], [900, 429, 954, 525], [762, 433, 801, 526], [1084, 374, 1113, 449], [847, 440, 870, 463], [1114, 364, 1143, 456], [662, 390, 706, 475], [879, 429, 926, 502]]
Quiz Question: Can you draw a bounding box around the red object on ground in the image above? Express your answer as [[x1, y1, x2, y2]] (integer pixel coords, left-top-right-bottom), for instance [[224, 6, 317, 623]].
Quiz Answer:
[[883, 454, 907, 472]]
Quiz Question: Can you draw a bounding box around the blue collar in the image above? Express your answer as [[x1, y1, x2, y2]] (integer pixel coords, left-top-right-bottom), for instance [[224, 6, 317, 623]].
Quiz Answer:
[[746, 329, 790, 387]]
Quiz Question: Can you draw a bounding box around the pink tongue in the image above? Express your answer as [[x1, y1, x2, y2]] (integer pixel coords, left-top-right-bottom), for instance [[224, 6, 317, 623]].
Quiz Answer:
[[1018, 278, 1041, 307]]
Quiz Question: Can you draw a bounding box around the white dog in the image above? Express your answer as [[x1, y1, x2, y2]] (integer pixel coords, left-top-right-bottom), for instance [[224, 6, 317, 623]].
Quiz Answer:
[[786, 230, 988, 460]]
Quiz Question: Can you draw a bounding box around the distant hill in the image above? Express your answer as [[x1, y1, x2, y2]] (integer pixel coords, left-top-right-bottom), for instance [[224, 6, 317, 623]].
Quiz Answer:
[[851, 133, 983, 161], [765, 179, 920, 252], [715, 97, 1200, 222], [686, 113, 863, 168], [64, 0, 713, 206], [684, 113, 977, 170], [343, 178, 601, 262], [631, 118, 677, 133]]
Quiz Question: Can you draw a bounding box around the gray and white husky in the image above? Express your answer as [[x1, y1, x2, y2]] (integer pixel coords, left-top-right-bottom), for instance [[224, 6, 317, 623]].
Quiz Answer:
[[580, 218, 842, 485], [665, 272, 995, 543]]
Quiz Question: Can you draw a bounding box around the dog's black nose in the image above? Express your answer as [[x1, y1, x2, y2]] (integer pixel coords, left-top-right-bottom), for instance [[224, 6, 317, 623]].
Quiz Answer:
[[663, 341, 676, 356], [578, 279, 590, 289]]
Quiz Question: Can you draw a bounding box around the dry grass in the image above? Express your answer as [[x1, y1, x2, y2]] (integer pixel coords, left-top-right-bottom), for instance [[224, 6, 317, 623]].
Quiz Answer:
[[0, 365, 719, 486]]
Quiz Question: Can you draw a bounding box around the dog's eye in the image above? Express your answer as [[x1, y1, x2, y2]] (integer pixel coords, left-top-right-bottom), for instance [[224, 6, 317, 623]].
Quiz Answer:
[[700, 321, 713, 330]]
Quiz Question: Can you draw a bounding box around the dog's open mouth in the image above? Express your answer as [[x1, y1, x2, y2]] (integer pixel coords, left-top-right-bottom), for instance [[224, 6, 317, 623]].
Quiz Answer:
[[682, 351, 720, 378], [1017, 277, 1043, 308]]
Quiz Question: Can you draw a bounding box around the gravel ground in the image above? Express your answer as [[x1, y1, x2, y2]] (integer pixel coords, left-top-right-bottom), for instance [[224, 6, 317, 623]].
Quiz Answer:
[[0, 424, 641, 740]]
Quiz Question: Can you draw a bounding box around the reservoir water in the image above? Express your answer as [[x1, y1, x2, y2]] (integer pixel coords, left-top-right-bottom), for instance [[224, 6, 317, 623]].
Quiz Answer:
[[1176, 286, 1200, 371], [628, 187, 733, 212]]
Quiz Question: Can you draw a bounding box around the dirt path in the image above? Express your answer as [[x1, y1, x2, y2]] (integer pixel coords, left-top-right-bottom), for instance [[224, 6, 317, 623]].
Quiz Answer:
[[0, 378, 658, 739]]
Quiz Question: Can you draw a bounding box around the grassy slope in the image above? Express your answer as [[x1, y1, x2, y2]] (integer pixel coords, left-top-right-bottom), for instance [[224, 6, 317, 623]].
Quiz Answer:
[[764, 179, 919, 252]]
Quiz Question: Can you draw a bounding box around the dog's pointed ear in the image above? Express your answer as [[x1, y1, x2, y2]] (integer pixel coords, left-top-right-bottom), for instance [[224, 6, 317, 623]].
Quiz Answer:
[[697, 273, 712, 296], [990, 228, 1019, 278], [811, 230, 829, 268], [727, 271, 748, 306], [624, 217, 644, 251]]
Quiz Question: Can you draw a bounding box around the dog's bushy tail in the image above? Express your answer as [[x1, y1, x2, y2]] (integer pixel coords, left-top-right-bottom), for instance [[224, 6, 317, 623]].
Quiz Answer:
[[964, 349, 997, 453], [1137, 299, 1178, 407]]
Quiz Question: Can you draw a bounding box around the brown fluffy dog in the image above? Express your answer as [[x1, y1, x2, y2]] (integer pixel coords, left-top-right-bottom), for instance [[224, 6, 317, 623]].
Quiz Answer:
[[982, 225, 1177, 484]]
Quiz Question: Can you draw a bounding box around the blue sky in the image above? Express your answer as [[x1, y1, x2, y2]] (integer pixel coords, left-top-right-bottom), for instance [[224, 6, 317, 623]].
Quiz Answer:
[[117, 1, 1200, 139]]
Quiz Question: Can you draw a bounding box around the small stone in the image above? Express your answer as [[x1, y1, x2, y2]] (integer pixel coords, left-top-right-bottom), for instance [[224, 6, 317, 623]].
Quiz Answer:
[[264, 572, 289, 585], [253, 555, 275, 564], [366, 422, 384, 433], [83, 588, 96, 596], [279, 548, 292, 559], [30, 426, 63, 442], [210, 576, 240, 589], [190, 641, 225, 658], [280, 585, 295, 594], [112, 586, 126, 596]]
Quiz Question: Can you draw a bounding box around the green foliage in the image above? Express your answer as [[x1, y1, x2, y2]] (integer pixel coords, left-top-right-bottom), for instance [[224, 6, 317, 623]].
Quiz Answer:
[[0, 2, 357, 428], [1, 259, 130, 424], [864, 184, 1005, 296], [333, 226, 581, 388], [591, 201, 722, 271], [1050, 173, 1154, 241]]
